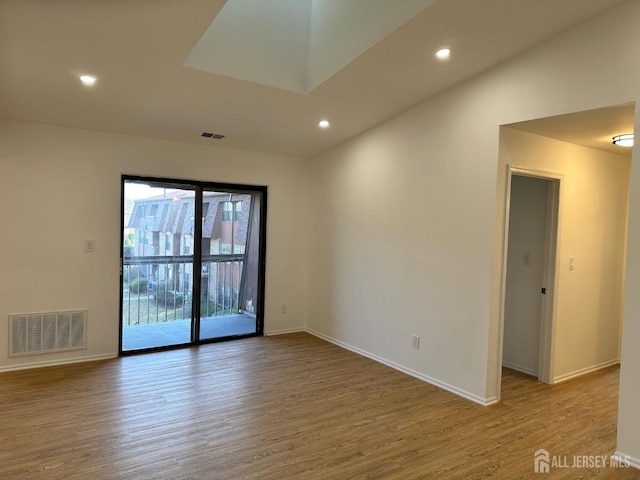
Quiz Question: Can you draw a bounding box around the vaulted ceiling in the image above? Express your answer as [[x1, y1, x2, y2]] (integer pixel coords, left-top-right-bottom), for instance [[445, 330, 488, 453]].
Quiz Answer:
[[0, 0, 631, 158]]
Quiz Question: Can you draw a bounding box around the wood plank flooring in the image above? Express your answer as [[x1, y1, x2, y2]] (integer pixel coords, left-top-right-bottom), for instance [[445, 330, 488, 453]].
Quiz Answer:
[[1, 332, 638, 479]]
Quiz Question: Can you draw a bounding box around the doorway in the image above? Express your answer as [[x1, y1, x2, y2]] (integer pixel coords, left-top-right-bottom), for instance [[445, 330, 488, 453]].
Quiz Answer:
[[501, 169, 560, 385], [493, 104, 633, 403], [119, 176, 267, 353]]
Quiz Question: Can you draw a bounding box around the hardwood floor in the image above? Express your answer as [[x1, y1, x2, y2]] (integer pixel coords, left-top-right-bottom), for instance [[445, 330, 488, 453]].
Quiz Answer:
[[1, 332, 638, 479]]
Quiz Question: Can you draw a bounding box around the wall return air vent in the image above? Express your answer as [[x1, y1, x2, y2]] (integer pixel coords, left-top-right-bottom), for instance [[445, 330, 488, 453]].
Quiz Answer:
[[9, 310, 87, 357]]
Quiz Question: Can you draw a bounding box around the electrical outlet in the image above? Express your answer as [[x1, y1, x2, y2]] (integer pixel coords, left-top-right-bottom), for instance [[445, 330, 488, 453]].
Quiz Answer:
[[412, 335, 420, 350], [280, 304, 287, 314]]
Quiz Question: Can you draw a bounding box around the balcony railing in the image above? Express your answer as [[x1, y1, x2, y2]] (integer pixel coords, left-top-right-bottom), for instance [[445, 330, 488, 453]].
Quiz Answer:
[[122, 255, 244, 326]]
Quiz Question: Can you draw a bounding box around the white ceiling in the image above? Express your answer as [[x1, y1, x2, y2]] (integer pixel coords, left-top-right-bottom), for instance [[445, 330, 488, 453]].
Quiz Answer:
[[0, 0, 632, 158], [507, 103, 635, 158], [185, 0, 436, 94]]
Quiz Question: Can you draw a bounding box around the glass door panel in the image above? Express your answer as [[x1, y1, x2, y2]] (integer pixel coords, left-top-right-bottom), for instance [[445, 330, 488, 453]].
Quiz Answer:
[[199, 190, 262, 341], [121, 180, 195, 352]]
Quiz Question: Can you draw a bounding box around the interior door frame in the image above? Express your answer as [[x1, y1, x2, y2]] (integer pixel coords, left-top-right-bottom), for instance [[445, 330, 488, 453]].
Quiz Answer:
[[119, 175, 267, 354], [496, 166, 563, 397]]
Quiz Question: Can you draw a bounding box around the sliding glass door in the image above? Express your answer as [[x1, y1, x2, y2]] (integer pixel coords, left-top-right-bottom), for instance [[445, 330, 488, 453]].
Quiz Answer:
[[198, 190, 263, 340], [120, 177, 265, 354]]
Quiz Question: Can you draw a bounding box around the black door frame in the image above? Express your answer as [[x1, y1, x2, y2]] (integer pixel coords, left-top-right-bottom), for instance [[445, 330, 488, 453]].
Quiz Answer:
[[119, 175, 267, 355]]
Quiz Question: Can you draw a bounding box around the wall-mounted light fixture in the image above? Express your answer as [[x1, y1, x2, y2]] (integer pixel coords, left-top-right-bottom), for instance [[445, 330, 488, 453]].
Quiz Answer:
[[612, 133, 634, 147]]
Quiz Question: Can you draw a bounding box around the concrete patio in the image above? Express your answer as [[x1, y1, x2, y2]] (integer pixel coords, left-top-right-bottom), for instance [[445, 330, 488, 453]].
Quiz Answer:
[[122, 314, 256, 351]]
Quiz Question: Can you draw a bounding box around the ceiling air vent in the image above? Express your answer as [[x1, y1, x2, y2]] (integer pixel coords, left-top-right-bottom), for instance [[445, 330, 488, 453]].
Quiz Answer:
[[201, 132, 225, 140]]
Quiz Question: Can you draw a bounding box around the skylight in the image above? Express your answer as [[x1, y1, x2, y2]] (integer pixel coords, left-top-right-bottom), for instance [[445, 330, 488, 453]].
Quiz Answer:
[[183, 0, 436, 94]]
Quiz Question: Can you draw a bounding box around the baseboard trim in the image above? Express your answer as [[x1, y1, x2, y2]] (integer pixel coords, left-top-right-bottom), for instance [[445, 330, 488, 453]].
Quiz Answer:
[[0, 353, 117, 373], [264, 328, 306, 336], [306, 328, 495, 406], [613, 451, 640, 470], [553, 359, 620, 384], [502, 361, 538, 377]]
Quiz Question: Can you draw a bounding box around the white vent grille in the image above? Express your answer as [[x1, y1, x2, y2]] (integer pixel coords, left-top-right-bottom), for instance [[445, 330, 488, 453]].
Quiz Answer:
[[9, 310, 87, 356]]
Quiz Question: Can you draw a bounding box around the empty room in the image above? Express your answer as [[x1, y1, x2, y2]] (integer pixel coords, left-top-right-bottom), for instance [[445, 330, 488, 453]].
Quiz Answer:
[[2, 0, 640, 478]]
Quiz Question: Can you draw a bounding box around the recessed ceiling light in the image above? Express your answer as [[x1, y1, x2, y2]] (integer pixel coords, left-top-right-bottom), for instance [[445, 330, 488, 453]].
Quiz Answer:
[[79, 75, 97, 86], [435, 48, 451, 60], [612, 133, 634, 147], [318, 120, 330, 129]]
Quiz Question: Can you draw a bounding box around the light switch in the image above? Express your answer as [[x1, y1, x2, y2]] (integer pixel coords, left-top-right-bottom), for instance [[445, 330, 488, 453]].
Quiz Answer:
[[569, 257, 575, 271], [85, 240, 95, 253], [523, 252, 531, 266]]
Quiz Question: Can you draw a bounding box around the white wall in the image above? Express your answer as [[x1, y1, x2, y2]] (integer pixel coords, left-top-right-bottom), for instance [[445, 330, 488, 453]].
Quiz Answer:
[[503, 175, 549, 376], [307, 83, 506, 404], [618, 124, 640, 467], [307, 0, 640, 462], [0, 120, 308, 370], [499, 129, 629, 382]]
